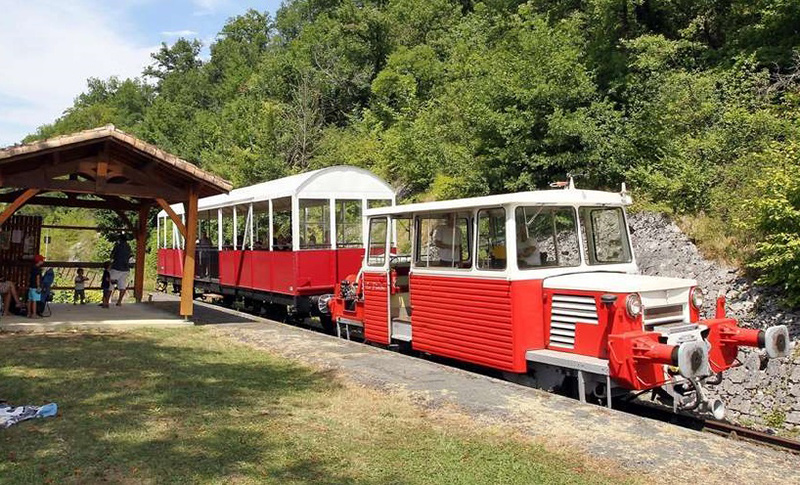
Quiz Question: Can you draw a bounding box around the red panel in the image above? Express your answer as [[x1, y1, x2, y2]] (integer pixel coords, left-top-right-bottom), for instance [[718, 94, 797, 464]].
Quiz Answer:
[[543, 289, 611, 359], [269, 251, 297, 294], [295, 250, 336, 295], [363, 271, 389, 344], [410, 274, 516, 371], [158, 249, 183, 278], [510, 280, 545, 371], [212, 248, 366, 297], [336, 248, 365, 281]]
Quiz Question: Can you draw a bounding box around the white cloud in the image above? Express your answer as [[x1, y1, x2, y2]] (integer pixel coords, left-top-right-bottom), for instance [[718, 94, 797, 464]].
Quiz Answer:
[[0, 0, 156, 146], [161, 30, 199, 38]]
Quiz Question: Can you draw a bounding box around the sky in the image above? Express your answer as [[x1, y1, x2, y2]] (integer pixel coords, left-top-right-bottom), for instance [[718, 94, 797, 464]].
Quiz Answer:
[[0, 0, 282, 147]]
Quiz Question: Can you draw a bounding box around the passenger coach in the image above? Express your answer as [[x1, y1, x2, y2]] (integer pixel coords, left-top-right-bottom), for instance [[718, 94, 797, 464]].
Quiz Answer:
[[156, 166, 395, 324]]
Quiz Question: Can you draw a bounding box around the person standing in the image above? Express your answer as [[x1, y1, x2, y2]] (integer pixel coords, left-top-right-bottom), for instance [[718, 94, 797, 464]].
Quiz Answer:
[[27, 255, 44, 318], [100, 262, 112, 308], [109, 235, 132, 306], [73, 268, 88, 305]]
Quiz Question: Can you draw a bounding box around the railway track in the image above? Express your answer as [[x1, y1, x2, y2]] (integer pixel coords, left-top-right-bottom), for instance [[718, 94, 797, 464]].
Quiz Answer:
[[207, 297, 800, 455]]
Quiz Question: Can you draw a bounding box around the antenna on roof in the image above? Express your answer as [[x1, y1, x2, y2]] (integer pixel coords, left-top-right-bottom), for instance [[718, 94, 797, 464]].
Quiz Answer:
[[550, 172, 582, 189]]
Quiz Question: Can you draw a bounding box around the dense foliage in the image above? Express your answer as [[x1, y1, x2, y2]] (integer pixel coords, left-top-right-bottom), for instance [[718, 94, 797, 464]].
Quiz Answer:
[[23, 1, 800, 303]]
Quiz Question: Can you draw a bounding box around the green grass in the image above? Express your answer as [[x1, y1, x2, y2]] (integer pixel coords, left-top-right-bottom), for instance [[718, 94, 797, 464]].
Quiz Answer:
[[0, 329, 631, 484]]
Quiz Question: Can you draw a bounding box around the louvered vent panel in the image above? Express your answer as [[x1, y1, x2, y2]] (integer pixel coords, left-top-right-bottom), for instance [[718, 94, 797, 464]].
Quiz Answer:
[[549, 294, 598, 349]]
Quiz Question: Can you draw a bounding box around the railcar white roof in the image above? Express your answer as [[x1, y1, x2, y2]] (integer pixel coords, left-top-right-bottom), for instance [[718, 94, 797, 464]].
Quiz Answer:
[[364, 188, 631, 217], [159, 165, 394, 216]]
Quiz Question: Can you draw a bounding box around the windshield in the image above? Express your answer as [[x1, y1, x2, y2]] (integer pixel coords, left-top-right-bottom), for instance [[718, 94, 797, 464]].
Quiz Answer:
[[514, 206, 581, 269], [579, 206, 632, 265]]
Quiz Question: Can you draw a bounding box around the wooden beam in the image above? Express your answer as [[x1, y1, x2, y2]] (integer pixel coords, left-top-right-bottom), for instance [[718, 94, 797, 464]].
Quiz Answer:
[[155, 198, 187, 238], [0, 177, 185, 201], [41, 224, 133, 232], [0, 195, 140, 211], [134, 204, 150, 302], [180, 188, 198, 317], [0, 188, 39, 226]]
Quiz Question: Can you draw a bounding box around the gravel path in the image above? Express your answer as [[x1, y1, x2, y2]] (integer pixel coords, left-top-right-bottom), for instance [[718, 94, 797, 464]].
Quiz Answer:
[[162, 297, 799, 484]]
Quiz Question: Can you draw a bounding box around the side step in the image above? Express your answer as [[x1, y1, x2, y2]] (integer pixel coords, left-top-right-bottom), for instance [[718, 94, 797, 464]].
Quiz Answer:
[[525, 349, 612, 409]]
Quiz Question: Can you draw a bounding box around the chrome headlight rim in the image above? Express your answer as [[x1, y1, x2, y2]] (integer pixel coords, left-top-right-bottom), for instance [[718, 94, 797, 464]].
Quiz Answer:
[[625, 293, 642, 318], [690, 286, 704, 310]]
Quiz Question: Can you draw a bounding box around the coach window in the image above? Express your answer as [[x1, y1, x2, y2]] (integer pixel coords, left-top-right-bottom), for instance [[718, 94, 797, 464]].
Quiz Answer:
[[477, 208, 506, 270], [367, 217, 388, 266], [336, 199, 362, 247], [515, 206, 580, 268], [415, 212, 472, 269], [299, 199, 330, 249], [252, 201, 270, 249], [272, 197, 292, 250]]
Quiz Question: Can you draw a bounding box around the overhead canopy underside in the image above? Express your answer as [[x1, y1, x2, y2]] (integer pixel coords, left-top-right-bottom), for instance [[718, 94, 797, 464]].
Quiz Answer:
[[0, 125, 232, 210]]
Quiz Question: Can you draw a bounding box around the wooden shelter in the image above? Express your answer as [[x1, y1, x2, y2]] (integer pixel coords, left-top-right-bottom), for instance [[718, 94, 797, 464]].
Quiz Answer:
[[0, 125, 232, 317]]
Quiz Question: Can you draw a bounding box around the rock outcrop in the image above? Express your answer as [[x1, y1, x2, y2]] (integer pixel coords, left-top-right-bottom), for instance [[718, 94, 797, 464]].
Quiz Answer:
[[629, 212, 800, 430]]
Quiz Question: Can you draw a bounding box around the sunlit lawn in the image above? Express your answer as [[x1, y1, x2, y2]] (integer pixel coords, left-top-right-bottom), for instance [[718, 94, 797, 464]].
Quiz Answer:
[[0, 328, 631, 484]]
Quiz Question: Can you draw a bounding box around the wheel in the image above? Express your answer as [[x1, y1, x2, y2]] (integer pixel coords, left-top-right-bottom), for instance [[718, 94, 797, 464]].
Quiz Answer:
[[221, 295, 235, 307]]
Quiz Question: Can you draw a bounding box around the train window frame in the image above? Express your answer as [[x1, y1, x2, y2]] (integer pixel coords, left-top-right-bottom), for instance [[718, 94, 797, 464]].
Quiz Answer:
[[476, 207, 507, 271], [299, 198, 331, 250], [367, 217, 389, 267], [579, 206, 632, 265], [414, 212, 473, 269], [514, 205, 581, 270]]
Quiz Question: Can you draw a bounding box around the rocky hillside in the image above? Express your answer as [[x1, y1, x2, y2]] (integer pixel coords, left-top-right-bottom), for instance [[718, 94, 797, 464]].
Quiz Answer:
[[629, 212, 800, 432]]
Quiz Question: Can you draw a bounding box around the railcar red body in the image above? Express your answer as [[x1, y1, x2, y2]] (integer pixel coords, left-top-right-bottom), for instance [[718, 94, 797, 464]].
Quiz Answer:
[[325, 179, 791, 416]]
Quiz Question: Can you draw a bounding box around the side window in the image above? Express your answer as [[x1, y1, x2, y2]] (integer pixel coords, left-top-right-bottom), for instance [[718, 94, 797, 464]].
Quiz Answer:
[[515, 206, 580, 269], [415, 212, 472, 268], [477, 208, 506, 270], [367, 218, 388, 267], [336, 200, 362, 248], [580, 207, 632, 264]]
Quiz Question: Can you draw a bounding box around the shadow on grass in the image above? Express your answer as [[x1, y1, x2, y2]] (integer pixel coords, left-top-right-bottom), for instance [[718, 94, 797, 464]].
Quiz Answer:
[[0, 331, 363, 484]]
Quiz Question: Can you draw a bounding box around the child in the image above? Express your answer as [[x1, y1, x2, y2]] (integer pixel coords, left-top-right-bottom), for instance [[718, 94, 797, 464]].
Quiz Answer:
[[100, 263, 111, 309], [27, 255, 44, 318], [74, 268, 88, 305]]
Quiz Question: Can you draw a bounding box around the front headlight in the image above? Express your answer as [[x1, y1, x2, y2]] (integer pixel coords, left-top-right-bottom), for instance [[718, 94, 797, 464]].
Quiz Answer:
[[690, 287, 704, 310], [625, 293, 642, 318]]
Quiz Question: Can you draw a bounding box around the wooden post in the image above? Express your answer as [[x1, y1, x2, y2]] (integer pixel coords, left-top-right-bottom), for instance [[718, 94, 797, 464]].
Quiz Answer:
[[134, 204, 150, 302], [0, 188, 39, 226], [180, 188, 198, 318]]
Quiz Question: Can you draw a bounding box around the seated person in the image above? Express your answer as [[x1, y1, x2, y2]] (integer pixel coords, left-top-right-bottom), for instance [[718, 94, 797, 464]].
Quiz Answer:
[[0, 276, 22, 316], [432, 214, 463, 267], [517, 230, 542, 268]]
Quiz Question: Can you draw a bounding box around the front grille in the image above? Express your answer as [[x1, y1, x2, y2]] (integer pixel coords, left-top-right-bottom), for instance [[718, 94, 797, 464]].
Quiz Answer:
[[644, 303, 686, 327], [549, 295, 598, 349]]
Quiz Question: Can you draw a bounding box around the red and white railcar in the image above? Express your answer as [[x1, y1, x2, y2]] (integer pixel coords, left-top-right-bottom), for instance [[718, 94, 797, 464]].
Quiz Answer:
[[327, 180, 791, 416], [156, 166, 395, 321]]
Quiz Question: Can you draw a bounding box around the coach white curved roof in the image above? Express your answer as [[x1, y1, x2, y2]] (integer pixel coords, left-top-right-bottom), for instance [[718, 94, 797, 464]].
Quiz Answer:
[[364, 188, 631, 217], [160, 165, 394, 216]]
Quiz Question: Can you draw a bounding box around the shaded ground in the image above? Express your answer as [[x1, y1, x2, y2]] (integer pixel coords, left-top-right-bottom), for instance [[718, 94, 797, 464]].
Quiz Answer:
[[170, 298, 798, 485], [0, 301, 193, 331], [0, 328, 631, 484]]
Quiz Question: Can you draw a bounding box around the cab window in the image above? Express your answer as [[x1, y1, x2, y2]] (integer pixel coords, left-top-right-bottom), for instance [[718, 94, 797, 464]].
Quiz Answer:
[[515, 206, 580, 268], [415, 212, 472, 268], [579, 207, 632, 264], [367, 217, 388, 267], [477, 208, 506, 270]]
